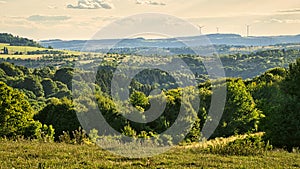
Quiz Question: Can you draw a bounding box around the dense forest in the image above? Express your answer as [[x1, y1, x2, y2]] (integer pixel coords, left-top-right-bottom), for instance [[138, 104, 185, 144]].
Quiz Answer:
[[0, 51, 299, 151], [0, 33, 42, 47]]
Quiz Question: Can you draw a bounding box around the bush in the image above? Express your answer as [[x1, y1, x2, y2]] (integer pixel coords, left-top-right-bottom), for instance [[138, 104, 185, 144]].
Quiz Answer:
[[58, 131, 71, 144], [54, 68, 74, 90], [0, 62, 23, 77], [35, 98, 81, 139], [130, 91, 149, 109], [15, 76, 44, 97], [206, 134, 272, 156], [122, 124, 137, 138], [41, 78, 58, 97], [72, 127, 88, 145], [25, 122, 55, 142], [157, 134, 173, 146], [88, 129, 100, 143], [58, 127, 88, 145]]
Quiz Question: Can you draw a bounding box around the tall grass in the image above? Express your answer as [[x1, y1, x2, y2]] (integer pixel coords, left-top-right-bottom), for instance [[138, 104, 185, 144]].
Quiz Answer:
[[0, 133, 298, 168]]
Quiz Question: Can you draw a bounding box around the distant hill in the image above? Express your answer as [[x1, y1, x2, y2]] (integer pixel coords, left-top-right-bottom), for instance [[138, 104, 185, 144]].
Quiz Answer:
[[0, 33, 42, 47], [40, 34, 300, 52]]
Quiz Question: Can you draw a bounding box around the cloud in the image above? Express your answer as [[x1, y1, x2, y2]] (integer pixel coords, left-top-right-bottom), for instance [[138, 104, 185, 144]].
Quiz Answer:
[[255, 18, 300, 24], [92, 16, 120, 21], [67, 0, 114, 9], [266, 18, 284, 23], [48, 5, 58, 9], [136, 0, 166, 6], [27, 15, 71, 22], [284, 19, 300, 24], [278, 8, 300, 13], [0, 1, 6, 4]]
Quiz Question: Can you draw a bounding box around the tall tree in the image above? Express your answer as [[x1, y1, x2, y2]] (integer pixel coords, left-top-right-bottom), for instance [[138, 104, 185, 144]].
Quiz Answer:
[[0, 81, 51, 139], [212, 79, 263, 138], [264, 58, 300, 151], [35, 98, 80, 138], [3, 47, 8, 54]]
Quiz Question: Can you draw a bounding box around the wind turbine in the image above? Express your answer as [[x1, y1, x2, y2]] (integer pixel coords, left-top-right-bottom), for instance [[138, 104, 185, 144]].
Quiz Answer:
[[198, 25, 205, 35], [246, 25, 250, 37], [216, 27, 220, 34]]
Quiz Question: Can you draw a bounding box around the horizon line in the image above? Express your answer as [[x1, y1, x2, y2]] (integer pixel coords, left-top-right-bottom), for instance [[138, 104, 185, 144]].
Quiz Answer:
[[37, 33, 300, 41]]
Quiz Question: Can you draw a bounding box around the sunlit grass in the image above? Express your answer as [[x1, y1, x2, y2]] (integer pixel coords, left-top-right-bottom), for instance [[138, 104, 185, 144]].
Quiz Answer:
[[0, 43, 45, 53], [0, 135, 299, 169], [0, 54, 44, 59], [182, 132, 265, 149], [0, 43, 82, 59]]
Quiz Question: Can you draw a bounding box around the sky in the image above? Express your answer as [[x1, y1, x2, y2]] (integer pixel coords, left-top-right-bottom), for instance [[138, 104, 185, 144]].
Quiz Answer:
[[1, 0, 300, 40]]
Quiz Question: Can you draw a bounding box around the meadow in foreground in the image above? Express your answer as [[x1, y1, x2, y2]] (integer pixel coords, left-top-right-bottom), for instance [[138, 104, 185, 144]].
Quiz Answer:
[[0, 137, 299, 169]]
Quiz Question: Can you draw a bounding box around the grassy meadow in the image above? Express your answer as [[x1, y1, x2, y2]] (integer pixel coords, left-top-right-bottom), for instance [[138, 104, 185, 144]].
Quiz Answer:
[[0, 135, 299, 169], [0, 43, 43, 53], [0, 43, 81, 59]]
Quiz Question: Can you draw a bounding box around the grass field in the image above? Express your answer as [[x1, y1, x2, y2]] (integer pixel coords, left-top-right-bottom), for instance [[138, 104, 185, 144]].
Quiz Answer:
[[0, 54, 45, 59], [0, 43, 81, 59], [0, 139, 299, 169], [0, 43, 44, 53]]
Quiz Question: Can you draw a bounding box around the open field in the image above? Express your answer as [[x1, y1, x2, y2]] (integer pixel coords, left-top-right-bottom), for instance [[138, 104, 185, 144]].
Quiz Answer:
[[0, 43, 44, 53], [0, 54, 44, 59], [0, 43, 82, 58], [0, 139, 299, 169]]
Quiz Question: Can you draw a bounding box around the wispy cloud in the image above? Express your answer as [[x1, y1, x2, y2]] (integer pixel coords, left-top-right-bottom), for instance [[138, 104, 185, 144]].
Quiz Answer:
[[278, 8, 300, 13], [48, 5, 58, 9], [67, 0, 114, 9], [255, 18, 300, 24], [255, 18, 284, 24], [136, 0, 166, 6], [254, 12, 300, 24], [0, 0, 6, 4], [27, 15, 71, 22], [92, 16, 120, 21]]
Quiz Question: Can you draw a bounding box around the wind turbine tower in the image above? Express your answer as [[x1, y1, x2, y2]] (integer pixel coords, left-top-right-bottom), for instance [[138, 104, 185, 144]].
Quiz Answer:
[[246, 25, 250, 37], [216, 27, 220, 34], [198, 25, 205, 35]]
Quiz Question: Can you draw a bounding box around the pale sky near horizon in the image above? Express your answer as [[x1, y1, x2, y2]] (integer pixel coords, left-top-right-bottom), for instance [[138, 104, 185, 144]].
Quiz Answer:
[[1, 0, 300, 40]]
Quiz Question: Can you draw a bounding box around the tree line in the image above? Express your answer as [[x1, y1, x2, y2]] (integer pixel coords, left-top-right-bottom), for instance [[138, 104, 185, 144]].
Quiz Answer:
[[0, 33, 42, 47]]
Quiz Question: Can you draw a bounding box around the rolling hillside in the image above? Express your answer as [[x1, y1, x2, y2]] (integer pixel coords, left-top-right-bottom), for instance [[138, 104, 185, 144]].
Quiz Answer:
[[40, 34, 300, 52], [0, 33, 42, 47]]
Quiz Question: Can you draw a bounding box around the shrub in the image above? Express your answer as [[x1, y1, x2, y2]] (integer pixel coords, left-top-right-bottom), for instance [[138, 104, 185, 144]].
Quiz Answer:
[[35, 98, 80, 139], [72, 127, 88, 145], [88, 129, 100, 143], [59, 127, 88, 145], [122, 124, 137, 138], [58, 131, 71, 144], [15, 76, 44, 97], [157, 134, 173, 146], [130, 91, 149, 109], [206, 134, 272, 156], [0, 62, 23, 77], [25, 122, 55, 142], [41, 78, 58, 97]]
